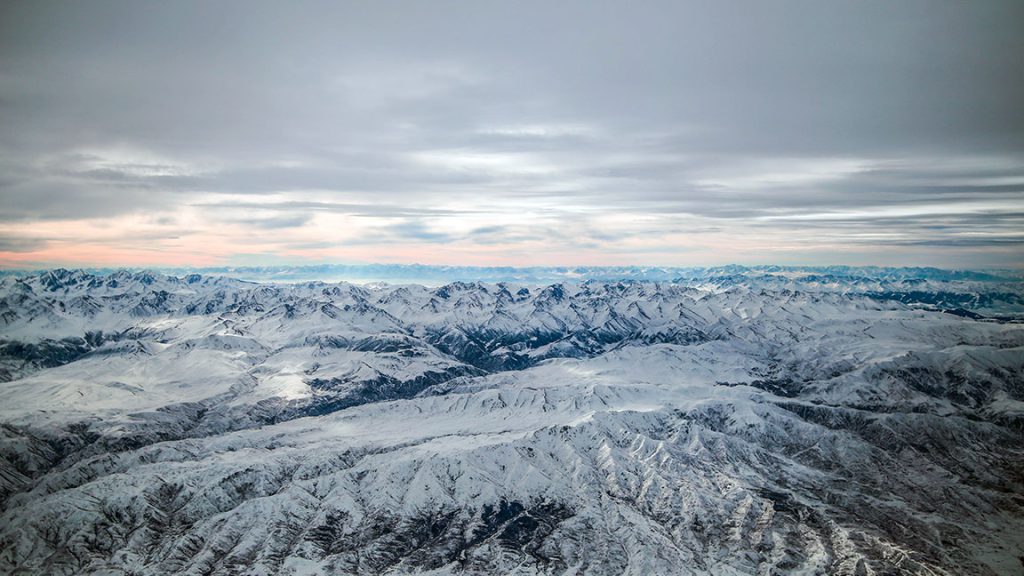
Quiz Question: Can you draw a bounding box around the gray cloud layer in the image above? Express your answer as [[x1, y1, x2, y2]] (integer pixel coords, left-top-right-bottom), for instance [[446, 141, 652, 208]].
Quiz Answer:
[[1, 0, 1022, 267]]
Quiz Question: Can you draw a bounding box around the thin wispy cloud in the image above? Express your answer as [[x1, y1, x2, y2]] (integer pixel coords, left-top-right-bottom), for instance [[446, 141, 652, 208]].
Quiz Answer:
[[1, 0, 1022, 268]]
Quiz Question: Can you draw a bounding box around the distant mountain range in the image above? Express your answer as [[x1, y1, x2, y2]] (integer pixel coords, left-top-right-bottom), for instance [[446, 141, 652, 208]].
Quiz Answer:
[[0, 268, 1022, 574], [2, 263, 1023, 285]]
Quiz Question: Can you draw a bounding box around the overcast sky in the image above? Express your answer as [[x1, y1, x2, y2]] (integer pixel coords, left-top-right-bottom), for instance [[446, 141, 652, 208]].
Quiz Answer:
[[1, 0, 1022, 269]]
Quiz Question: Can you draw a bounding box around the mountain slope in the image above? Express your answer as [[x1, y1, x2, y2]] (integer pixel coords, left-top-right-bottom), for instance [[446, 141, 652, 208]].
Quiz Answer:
[[0, 270, 1022, 575]]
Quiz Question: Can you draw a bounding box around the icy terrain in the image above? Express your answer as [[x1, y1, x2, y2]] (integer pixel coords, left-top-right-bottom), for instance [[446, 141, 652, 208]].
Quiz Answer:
[[0, 269, 1022, 575]]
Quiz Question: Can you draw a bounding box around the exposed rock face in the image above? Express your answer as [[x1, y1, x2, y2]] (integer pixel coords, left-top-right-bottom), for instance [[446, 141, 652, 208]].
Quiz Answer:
[[0, 269, 1022, 575]]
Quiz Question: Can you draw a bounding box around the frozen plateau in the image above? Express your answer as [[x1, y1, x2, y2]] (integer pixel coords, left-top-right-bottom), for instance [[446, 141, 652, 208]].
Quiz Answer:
[[0, 267, 1022, 575]]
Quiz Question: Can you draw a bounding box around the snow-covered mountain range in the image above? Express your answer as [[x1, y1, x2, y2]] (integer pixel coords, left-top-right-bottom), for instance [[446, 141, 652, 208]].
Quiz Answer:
[[0, 268, 1022, 574]]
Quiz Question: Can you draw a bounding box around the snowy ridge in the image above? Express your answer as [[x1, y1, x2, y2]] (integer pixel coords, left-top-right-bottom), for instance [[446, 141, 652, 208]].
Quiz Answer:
[[0, 270, 1022, 574]]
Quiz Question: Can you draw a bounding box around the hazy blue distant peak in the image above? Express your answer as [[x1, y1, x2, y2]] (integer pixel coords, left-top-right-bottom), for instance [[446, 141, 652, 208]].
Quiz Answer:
[[107, 264, 1024, 284], [1, 264, 1021, 284]]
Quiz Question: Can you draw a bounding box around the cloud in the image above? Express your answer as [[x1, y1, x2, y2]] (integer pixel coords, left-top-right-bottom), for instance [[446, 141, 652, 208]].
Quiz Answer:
[[0, 235, 48, 253], [229, 214, 313, 229], [0, 0, 1022, 268], [192, 200, 478, 219]]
